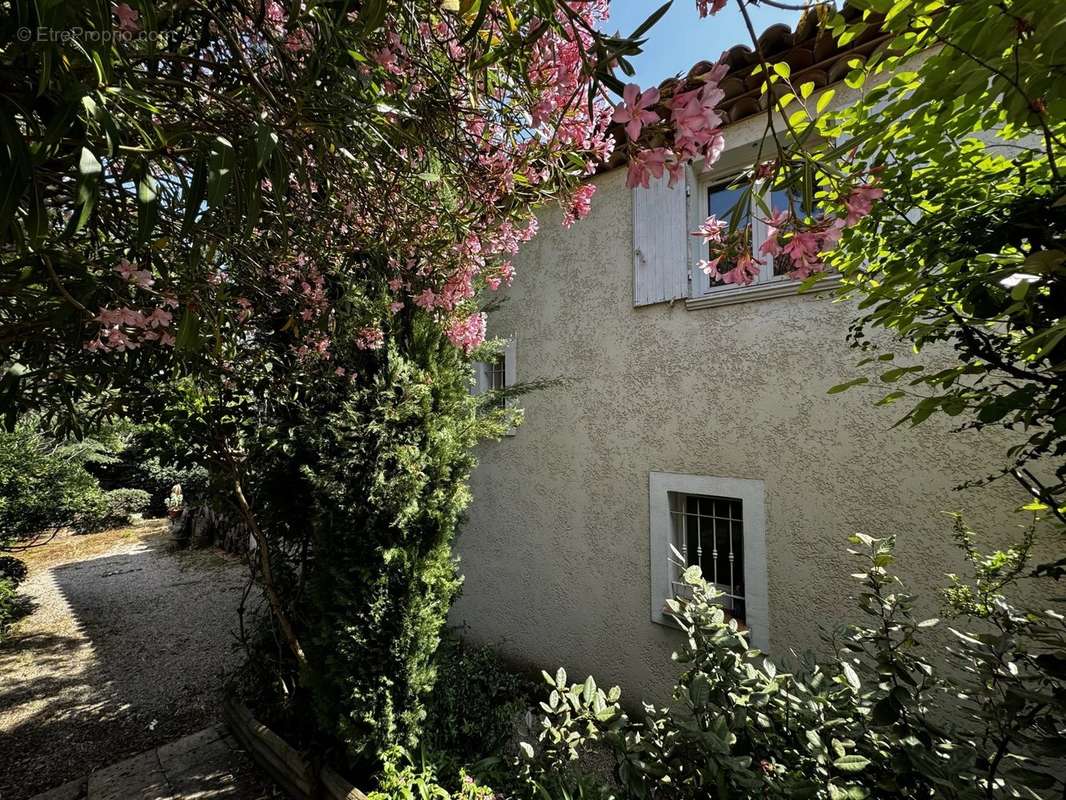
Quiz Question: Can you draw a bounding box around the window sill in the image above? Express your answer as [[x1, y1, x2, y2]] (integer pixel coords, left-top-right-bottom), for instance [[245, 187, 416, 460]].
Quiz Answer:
[[686, 273, 841, 311]]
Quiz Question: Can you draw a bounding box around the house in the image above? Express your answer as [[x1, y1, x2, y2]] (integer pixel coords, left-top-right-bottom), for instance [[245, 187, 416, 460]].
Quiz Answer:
[[450, 10, 1033, 702]]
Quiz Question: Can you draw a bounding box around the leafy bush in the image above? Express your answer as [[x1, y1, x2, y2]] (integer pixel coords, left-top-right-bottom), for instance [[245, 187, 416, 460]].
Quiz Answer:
[[86, 426, 212, 516], [0, 421, 107, 545], [74, 488, 152, 533], [424, 631, 534, 765], [240, 322, 519, 776], [514, 527, 1066, 800], [366, 748, 498, 800], [0, 555, 28, 641]]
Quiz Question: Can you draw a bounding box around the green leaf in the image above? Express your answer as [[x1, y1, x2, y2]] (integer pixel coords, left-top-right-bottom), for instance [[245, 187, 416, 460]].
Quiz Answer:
[[828, 377, 869, 394], [630, 1, 672, 40], [833, 754, 871, 772], [841, 662, 861, 690], [175, 310, 202, 353], [816, 88, 836, 114], [206, 136, 235, 210]]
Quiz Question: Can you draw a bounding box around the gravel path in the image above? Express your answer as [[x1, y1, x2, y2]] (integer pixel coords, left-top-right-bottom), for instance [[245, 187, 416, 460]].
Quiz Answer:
[[0, 523, 273, 800]]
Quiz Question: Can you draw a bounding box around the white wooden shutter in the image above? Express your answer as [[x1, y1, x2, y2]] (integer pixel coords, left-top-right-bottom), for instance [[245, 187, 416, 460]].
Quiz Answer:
[[632, 172, 689, 306]]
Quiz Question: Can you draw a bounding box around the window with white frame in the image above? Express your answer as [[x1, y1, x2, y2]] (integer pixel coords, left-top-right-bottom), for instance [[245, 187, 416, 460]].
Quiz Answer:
[[474, 336, 517, 422], [691, 174, 814, 297], [631, 145, 837, 309], [649, 472, 768, 649]]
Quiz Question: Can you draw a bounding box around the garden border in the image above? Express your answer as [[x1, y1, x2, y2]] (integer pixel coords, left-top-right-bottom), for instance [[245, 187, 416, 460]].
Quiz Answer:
[[223, 697, 369, 800]]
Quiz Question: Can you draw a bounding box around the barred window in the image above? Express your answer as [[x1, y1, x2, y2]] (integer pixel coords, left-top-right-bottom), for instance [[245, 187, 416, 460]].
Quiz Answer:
[[649, 472, 768, 649], [669, 493, 746, 623]]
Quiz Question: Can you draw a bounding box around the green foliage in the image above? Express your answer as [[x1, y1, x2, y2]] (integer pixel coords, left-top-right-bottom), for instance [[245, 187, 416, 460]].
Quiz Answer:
[[90, 427, 212, 515], [0, 419, 108, 545], [0, 555, 29, 641], [240, 315, 516, 775], [424, 630, 534, 764], [514, 532, 1066, 799], [771, 0, 1066, 509], [366, 748, 498, 800], [73, 487, 151, 533]]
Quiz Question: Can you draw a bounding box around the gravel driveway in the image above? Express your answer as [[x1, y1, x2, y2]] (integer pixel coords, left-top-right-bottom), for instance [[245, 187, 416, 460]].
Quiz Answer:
[[0, 523, 270, 800]]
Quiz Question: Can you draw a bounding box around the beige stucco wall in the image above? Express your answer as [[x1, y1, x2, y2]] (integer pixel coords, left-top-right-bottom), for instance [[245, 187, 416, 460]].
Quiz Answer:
[[449, 112, 1046, 704]]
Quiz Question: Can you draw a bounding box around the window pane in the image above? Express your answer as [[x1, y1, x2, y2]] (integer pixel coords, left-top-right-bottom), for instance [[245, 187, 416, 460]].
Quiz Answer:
[[767, 187, 823, 277], [678, 493, 746, 623], [705, 184, 752, 289]]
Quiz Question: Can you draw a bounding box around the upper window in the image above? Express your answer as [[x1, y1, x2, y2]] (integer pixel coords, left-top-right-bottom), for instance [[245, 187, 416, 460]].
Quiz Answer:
[[649, 472, 768, 649], [693, 177, 810, 297]]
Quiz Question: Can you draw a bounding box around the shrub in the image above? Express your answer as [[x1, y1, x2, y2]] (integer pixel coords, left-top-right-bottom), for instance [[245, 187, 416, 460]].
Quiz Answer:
[[366, 748, 498, 800], [72, 488, 152, 534], [424, 631, 534, 764], [0, 421, 107, 545], [0, 555, 28, 641], [514, 527, 1066, 800], [241, 323, 518, 776], [86, 426, 213, 517]]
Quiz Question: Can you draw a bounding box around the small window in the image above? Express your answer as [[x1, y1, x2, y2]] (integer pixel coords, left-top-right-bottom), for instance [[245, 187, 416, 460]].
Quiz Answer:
[[649, 472, 768, 649], [669, 493, 746, 623], [485, 353, 507, 403], [474, 336, 517, 433]]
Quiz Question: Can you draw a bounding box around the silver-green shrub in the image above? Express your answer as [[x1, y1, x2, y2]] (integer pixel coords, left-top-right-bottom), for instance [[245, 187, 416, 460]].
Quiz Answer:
[[516, 527, 1066, 799]]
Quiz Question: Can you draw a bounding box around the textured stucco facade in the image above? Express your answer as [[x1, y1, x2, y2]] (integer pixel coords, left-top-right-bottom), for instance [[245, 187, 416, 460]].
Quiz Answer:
[[449, 107, 1040, 703]]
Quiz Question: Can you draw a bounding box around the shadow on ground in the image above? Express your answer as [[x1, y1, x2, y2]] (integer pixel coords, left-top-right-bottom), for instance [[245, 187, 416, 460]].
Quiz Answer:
[[0, 531, 267, 800]]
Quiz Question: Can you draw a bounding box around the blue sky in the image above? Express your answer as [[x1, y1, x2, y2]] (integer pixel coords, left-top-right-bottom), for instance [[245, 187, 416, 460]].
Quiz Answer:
[[608, 1, 802, 88]]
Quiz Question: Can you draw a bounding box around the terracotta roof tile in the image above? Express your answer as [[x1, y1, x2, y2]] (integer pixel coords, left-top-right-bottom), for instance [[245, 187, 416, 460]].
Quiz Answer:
[[602, 2, 889, 170]]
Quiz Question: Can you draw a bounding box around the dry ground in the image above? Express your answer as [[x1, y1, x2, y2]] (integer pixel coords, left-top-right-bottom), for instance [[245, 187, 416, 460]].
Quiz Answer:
[[0, 522, 275, 800]]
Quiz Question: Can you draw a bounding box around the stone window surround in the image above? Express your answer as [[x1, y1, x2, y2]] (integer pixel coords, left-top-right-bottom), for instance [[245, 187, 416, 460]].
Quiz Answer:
[[649, 471, 770, 651]]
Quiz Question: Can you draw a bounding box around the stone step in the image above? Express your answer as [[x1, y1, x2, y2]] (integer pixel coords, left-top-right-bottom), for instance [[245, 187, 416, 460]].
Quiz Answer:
[[30, 725, 271, 800]]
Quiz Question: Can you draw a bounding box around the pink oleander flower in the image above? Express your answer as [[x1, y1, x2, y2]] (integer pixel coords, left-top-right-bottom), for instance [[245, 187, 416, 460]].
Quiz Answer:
[[760, 209, 790, 257], [114, 258, 136, 280], [693, 215, 727, 243], [782, 229, 824, 276], [626, 147, 668, 189], [355, 326, 384, 351], [390, 301, 405, 314], [698, 256, 723, 278], [672, 83, 725, 148], [445, 312, 486, 354], [722, 252, 762, 286], [284, 28, 312, 54], [114, 2, 140, 33], [697, 0, 728, 17], [562, 183, 596, 228], [613, 84, 660, 141], [414, 288, 437, 310], [144, 308, 172, 329], [265, 0, 286, 26], [843, 182, 884, 225]]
